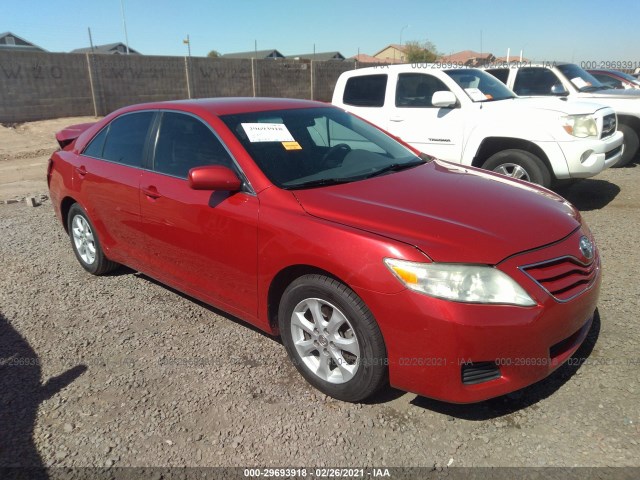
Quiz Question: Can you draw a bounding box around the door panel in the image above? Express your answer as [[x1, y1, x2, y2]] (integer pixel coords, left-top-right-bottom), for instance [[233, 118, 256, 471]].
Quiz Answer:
[[74, 157, 144, 265], [386, 73, 464, 161], [139, 172, 259, 318], [73, 111, 155, 266], [139, 111, 259, 318]]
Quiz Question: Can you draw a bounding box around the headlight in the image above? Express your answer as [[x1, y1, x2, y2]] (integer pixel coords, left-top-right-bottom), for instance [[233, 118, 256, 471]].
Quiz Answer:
[[384, 259, 536, 306], [561, 114, 597, 138]]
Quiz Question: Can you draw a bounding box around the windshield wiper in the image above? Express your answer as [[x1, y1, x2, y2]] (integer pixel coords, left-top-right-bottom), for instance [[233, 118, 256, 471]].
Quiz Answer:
[[364, 159, 426, 179], [580, 85, 608, 92], [284, 177, 356, 190]]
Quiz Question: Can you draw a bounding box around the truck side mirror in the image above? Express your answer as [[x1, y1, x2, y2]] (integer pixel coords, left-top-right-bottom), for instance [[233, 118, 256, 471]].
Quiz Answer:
[[432, 91, 458, 108], [551, 83, 569, 96]]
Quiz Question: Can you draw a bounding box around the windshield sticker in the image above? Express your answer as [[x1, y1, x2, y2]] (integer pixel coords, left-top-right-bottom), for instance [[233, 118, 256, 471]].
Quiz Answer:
[[572, 77, 590, 89], [282, 141, 302, 150], [241, 123, 295, 143], [465, 88, 487, 101]]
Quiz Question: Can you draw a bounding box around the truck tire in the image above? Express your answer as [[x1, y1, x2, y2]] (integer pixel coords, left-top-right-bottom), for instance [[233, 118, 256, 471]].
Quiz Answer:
[[482, 149, 551, 188], [616, 124, 639, 167]]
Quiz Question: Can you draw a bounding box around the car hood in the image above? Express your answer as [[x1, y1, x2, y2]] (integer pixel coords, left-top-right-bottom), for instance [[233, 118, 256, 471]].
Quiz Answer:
[[292, 161, 580, 264], [577, 88, 640, 99], [492, 97, 608, 115]]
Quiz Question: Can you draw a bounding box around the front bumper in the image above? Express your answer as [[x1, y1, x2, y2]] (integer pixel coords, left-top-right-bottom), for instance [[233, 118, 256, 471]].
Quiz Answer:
[[356, 228, 601, 403], [558, 130, 624, 178]]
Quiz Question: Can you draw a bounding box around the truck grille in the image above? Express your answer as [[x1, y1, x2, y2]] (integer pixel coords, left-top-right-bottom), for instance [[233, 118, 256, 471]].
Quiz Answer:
[[601, 113, 617, 139], [521, 255, 600, 302]]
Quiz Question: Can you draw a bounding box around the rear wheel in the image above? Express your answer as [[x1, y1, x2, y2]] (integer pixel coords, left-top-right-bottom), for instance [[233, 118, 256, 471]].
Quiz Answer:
[[278, 274, 387, 402], [615, 124, 639, 167], [483, 149, 551, 187], [67, 203, 119, 275]]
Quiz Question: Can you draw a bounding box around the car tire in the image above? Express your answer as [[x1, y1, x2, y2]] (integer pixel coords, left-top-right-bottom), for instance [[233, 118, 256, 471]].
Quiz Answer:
[[483, 149, 551, 187], [278, 274, 387, 402], [67, 203, 119, 275], [615, 124, 639, 167]]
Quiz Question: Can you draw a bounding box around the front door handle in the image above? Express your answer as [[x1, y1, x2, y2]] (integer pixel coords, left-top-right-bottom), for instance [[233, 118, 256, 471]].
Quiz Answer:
[[390, 117, 404, 122], [142, 186, 161, 199], [75, 165, 87, 176]]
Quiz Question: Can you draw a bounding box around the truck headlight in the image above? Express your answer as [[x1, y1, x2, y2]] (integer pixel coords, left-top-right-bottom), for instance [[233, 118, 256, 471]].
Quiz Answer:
[[561, 115, 597, 138], [384, 259, 536, 306]]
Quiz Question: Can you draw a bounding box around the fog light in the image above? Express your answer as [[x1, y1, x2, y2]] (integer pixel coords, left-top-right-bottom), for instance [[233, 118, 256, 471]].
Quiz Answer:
[[580, 150, 593, 163]]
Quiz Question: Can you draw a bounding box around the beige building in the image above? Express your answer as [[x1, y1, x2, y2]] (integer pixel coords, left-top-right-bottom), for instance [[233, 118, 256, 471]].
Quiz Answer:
[[373, 44, 407, 64]]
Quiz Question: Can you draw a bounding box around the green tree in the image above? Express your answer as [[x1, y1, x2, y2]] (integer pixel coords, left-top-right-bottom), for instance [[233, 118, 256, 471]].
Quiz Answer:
[[404, 40, 439, 63], [207, 50, 221, 58]]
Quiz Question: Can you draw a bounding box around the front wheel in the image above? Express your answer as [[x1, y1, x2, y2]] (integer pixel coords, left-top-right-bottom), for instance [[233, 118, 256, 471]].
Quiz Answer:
[[482, 149, 551, 187], [278, 274, 387, 402], [615, 124, 639, 167]]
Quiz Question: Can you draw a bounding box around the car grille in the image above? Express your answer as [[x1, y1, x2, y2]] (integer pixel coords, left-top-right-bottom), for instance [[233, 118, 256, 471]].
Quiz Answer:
[[521, 255, 600, 302], [605, 145, 623, 160], [601, 113, 617, 139]]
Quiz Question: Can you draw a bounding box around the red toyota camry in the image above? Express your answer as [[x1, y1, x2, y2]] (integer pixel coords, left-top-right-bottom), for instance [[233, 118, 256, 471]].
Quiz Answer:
[[48, 98, 600, 403]]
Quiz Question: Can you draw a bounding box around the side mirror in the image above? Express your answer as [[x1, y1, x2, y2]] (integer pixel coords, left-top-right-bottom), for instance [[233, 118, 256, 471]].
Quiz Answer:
[[432, 91, 457, 108], [188, 165, 242, 191], [551, 83, 569, 96]]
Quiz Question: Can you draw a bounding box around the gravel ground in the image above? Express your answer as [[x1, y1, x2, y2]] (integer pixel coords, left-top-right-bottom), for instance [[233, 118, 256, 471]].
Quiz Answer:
[[0, 121, 639, 472]]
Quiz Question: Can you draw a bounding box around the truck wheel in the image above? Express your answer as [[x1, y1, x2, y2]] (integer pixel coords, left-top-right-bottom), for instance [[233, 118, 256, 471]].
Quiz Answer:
[[615, 124, 639, 167], [483, 149, 551, 188]]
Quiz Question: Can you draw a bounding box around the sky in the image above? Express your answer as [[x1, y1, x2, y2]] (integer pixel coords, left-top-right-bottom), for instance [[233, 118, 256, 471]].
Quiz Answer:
[[4, 0, 640, 62]]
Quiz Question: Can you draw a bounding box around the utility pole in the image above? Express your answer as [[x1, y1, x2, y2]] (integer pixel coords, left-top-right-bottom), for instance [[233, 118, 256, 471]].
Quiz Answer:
[[183, 35, 191, 57], [120, 0, 130, 54], [87, 27, 95, 53]]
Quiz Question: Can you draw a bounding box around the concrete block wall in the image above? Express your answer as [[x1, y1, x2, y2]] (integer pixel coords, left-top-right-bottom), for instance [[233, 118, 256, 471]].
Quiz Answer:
[[0, 51, 367, 123], [0, 51, 94, 122]]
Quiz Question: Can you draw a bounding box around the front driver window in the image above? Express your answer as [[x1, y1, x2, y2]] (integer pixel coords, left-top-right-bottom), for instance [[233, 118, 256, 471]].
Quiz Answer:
[[153, 112, 233, 178]]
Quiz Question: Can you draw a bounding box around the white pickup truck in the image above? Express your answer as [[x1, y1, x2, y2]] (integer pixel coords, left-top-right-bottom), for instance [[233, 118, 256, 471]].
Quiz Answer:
[[485, 62, 640, 166], [332, 64, 623, 187]]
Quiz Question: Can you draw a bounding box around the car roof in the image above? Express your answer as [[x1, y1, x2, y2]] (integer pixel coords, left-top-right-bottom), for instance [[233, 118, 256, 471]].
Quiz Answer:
[[116, 97, 329, 117], [587, 69, 625, 76], [342, 64, 483, 76]]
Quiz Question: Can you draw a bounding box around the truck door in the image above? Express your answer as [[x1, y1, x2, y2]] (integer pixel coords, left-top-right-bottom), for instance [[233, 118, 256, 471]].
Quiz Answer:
[[386, 72, 464, 161]]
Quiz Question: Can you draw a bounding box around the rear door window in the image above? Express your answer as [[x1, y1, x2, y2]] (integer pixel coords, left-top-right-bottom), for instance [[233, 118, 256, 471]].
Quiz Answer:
[[100, 112, 155, 167], [343, 74, 388, 107], [512, 68, 560, 96]]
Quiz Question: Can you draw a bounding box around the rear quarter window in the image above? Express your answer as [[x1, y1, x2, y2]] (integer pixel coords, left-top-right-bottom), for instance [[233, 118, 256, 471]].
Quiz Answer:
[[343, 74, 387, 107], [82, 127, 108, 158]]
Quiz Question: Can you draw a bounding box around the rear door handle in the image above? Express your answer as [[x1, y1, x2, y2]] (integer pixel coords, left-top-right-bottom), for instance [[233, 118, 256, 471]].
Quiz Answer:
[[75, 165, 87, 176], [142, 186, 161, 199], [390, 117, 404, 122]]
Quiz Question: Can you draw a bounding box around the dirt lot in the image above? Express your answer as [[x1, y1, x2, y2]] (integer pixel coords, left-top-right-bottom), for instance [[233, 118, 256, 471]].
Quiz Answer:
[[0, 118, 639, 473]]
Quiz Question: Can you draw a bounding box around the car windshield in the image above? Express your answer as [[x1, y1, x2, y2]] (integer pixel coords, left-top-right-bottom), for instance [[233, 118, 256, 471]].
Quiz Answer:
[[445, 69, 516, 102], [556, 64, 607, 92], [611, 70, 640, 85], [220, 107, 424, 189]]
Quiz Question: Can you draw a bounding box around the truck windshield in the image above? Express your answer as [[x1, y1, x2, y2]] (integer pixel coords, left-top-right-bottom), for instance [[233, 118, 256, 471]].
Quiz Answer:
[[220, 107, 423, 189], [556, 64, 607, 92], [445, 69, 516, 102]]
